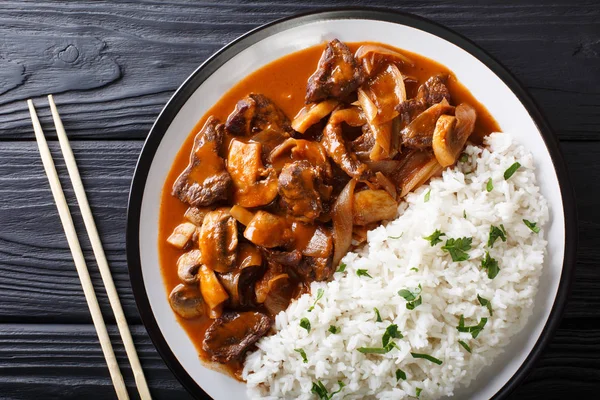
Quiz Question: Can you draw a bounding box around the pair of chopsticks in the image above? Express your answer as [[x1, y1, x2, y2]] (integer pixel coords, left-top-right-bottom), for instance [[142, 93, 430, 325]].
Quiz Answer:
[[27, 96, 152, 400]]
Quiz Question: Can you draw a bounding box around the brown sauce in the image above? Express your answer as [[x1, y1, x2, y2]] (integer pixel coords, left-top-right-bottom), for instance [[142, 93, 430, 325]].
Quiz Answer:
[[158, 41, 500, 379]]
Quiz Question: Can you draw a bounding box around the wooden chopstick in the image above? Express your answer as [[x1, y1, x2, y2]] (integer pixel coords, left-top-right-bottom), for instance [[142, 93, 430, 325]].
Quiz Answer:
[[47, 95, 152, 400], [27, 99, 130, 400]]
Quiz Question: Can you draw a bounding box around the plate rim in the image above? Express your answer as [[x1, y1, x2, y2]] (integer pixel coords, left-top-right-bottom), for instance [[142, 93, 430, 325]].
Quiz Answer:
[[126, 7, 578, 400]]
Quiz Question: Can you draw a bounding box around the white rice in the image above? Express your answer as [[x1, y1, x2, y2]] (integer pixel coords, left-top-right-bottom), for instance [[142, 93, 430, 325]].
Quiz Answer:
[[243, 133, 549, 400]]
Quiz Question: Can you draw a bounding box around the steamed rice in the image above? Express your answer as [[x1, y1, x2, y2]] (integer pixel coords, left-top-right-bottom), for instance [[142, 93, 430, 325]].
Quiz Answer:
[[243, 133, 549, 399]]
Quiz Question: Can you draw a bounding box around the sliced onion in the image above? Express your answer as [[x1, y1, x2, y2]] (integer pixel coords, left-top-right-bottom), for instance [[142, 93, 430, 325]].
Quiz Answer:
[[355, 44, 414, 76], [332, 178, 356, 267], [368, 120, 393, 161], [400, 157, 443, 197], [230, 205, 255, 226], [375, 171, 397, 200], [291, 100, 339, 133]]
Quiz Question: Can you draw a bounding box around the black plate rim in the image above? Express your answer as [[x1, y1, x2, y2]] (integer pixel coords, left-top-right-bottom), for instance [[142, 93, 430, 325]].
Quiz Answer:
[[126, 7, 578, 400]]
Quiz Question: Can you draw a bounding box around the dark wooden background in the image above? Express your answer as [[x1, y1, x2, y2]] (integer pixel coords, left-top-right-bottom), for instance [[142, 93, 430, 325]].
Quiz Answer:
[[0, 1, 598, 399]]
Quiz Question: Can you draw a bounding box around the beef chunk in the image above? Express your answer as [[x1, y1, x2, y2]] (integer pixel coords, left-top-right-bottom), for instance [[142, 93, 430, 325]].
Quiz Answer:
[[172, 117, 232, 207], [306, 39, 365, 103], [225, 93, 292, 136], [278, 160, 323, 223], [417, 75, 452, 106], [202, 311, 271, 363]]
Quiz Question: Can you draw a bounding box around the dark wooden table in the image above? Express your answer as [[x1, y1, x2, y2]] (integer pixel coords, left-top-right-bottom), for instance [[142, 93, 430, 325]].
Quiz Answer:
[[1, 1, 599, 399]]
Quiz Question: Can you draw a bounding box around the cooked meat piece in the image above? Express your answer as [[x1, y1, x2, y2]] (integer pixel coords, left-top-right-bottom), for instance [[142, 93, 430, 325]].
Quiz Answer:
[[227, 139, 278, 208], [296, 226, 335, 282], [401, 99, 454, 149], [269, 138, 332, 179], [322, 108, 373, 182], [177, 249, 203, 284], [244, 211, 294, 248], [432, 103, 477, 167], [306, 39, 365, 103], [169, 284, 204, 319], [218, 265, 265, 308], [202, 311, 271, 363], [166, 222, 197, 249], [397, 98, 428, 127], [417, 75, 452, 106], [278, 161, 324, 223], [172, 117, 232, 207], [199, 209, 238, 273], [292, 100, 339, 133], [302, 254, 334, 282], [263, 248, 303, 267], [352, 189, 398, 225], [351, 126, 376, 154], [225, 93, 292, 136]]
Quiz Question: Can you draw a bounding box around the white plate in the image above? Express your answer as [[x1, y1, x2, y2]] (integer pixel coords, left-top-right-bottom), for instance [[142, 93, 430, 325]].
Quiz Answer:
[[127, 9, 577, 400]]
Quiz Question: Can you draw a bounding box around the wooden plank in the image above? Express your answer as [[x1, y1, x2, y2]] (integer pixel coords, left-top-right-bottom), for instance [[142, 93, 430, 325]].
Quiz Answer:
[[0, 323, 597, 399], [0, 0, 598, 140], [0, 140, 597, 323]]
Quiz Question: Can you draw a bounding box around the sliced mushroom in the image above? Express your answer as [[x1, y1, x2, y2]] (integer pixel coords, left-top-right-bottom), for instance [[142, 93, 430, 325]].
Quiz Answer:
[[202, 311, 271, 363], [401, 98, 454, 149], [352, 189, 398, 225], [433, 104, 477, 167], [354, 44, 414, 76], [262, 274, 295, 315], [198, 265, 229, 319], [218, 265, 265, 308], [169, 283, 204, 319], [292, 100, 339, 133], [166, 222, 197, 249], [199, 209, 238, 273], [227, 139, 279, 208], [177, 249, 203, 284], [243, 211, 294, 248], [184, 206, 213, 226]]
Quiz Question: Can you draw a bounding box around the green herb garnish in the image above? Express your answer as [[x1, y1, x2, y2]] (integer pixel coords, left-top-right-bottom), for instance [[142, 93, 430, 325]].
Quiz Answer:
[[411, 352, 443, 365], [441, 237, 472, 262], [463, 210, 467, 219], [459, 153, 469, 163], [481, 251, 500, 279], [356, 269, 372, 278], [523, 219, 540, 233], [336, 262, 346, 273], [308, 289, 324, 312], [374, 307, 382, 322], [382, 324, 403, 347], [423, 229, 445, 246], [294, 348, 308, 363], [504, 162, 521, 180], [487, 224, 507, 248], [458, 340, 472, 353], [486, 178, 493, 192], [410, 267, 419, 272], [328, 325, 341, 334], [424, 189, 431, 202], [398, 284, 423, 310], [388, 233, 403, 239], [300, 317, 311, 333], [416, 388, 423, 397], [477, 294, 493, 316], [311, 380, 345, 400], [396, 369, 406, 381], [457, 315, 488, 338], [357, 345, 395, 354]]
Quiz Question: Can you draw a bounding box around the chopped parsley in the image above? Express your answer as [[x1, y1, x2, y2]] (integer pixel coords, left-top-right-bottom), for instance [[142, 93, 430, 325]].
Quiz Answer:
[[504, 162, 521, 180], [487, 224, 507, 248], [382, 324, 403, 347], [311, 380, 345, 400], [410, 267, 419, 272], [481, 251, 500, 279], [441, 237, 472, 261], [457, 315, 488, 338], [374, 307, 382, 322], [300, 318, 311, 333], [328, 325, 341, 334], [424, 189, 431, 202], [416, 387, 423, 398], [458, 340, 472, 353], [523, 219, 540, 233], [396, 369, 407, 381], [336, 262, 346, 273], [459, 153, 469, 163], [357, 343, 398, 354], [388, 233, 403, 239], [423, 229, 446, 246], [294, 348, 308, 363], [398, 284, 423, 310], [486, 178, 493, 192], [463, 210, 467, 219], [411, 352, 443, 365], [477, 294, 493, 316], [308, 288, 324, 312], [356, 269, 372, 278]]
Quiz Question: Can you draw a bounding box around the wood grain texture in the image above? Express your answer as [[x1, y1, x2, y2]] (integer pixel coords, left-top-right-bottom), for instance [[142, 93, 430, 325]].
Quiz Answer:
[[0, 0, 598, 140], [1, 0, 599, 398]]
